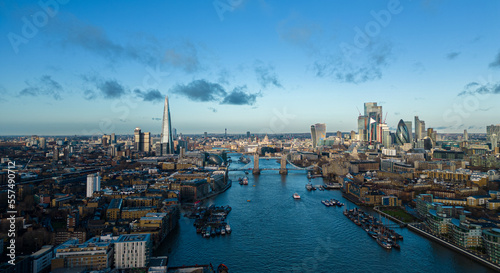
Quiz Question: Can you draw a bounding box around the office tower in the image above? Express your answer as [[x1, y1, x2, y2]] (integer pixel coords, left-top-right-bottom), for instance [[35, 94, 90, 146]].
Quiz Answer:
[[204, 132, 208, 138], [358, 102, 382, 143], [111, 133, 116, 144], [427, 128, 437, 145], [337, 131, 342, 138], [404, 121, 413, 143], [53, 147, 59, 161], [310, 123, 326, 148], [357, 116, 368, 141], [158, 96, 174, 155], [395, 119, 410, 145], [350, 130, 356, 140], [247, 131, 251, 138], [86, 173, 101, 198], [382, 127, 392, 147], [464, 130, 468, 142], [134, 128, 151, 152], [415, 116, 422, 141], [487, 125, 500, 143], [492, 134, 498, 151], [39, 137, 46, 149], [114, 234, 152, 269]]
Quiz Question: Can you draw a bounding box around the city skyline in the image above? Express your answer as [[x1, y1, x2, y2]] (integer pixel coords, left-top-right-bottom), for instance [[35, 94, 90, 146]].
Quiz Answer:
[[1, 1, 500, 135]]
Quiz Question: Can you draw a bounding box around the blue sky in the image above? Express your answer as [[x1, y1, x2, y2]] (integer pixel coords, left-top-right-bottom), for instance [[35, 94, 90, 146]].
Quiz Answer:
[[1, 0, 499, 135]]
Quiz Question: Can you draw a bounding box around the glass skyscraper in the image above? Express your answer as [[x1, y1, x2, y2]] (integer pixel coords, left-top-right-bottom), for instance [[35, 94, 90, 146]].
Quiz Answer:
[[395, 119, 410, 145], [158, 96, 174, 155], [310, 123, 326, 148]]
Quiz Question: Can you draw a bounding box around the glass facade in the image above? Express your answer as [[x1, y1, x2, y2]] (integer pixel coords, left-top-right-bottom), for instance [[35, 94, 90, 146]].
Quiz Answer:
[[395, 119, 410, 145]]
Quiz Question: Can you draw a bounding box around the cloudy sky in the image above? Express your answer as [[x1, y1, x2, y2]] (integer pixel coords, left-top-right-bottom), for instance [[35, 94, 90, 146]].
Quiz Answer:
[[1, 0, 499, 135]]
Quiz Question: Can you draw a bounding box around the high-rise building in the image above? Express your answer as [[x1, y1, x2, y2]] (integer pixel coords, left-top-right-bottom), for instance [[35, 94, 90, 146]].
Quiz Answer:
[[464, 129, 468, 142], [415, 116, 426, 141], [337, 131, 342, 138], [310, 123, 326, 148], [158, 96, 174, 155], [492, 134, 498, 151], [134, 128, 151, 152], [350, 130, 356, 140], [427, 128, 437, 145], [395, 119, 410, 145], [204, 132, 208, 138], [358, 102, 382, 143], [225, 128, 227, 138], [39, 137, 46, 149], [357, 116, 368, 141], [247, 131, 251, 138], [404, 121, 413, 143], [86, 173, 101, 198], [114, 234, 152, 269], [379, 123, 391, 147], [110, 133, 116, 144], [487, 125, 500, 143]]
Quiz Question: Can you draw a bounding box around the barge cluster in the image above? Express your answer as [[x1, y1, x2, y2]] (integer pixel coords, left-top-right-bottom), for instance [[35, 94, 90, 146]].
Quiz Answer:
[[321, 199, 345, 207], [188, 205, 232, 238], [344, 208, 403, 250]]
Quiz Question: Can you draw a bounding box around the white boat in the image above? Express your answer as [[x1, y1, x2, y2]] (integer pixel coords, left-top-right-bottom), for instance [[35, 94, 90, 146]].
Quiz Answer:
[[306, 183, 313, 191], [325, 183, 342, 189], [221, 228, 226, 235], [225, 224, 231, 234], [293, 193, 301, 199]]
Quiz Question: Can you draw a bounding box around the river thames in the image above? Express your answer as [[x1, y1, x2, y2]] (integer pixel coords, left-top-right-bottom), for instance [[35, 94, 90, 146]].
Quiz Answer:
[[156, 154, 495, 273]]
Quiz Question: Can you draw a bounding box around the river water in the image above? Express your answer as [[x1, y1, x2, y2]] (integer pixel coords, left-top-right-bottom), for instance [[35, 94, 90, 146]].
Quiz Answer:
[[156, 154, 495, 273]]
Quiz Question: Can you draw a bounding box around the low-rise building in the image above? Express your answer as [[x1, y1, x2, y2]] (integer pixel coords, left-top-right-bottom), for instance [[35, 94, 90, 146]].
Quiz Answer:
[[106, 198, 123, 220], [467, 195, 492, 207], [52, 237, 113, 271], [32, 245, 53, 273]]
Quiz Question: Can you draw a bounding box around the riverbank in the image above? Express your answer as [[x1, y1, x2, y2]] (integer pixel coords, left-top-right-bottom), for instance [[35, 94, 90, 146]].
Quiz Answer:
[[408, 223, 500, 271], [373, 206, 415, 227]]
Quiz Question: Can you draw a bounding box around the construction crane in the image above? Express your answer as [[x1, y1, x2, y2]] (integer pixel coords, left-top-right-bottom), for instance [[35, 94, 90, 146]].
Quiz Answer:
[[23, 155, 33, 171], [383, 112, 388, 124], [356, 106, 361, 117]]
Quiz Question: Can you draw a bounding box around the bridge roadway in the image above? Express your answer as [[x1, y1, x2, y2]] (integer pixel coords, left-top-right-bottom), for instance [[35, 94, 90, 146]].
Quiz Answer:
[[229, 168, 308, 172]]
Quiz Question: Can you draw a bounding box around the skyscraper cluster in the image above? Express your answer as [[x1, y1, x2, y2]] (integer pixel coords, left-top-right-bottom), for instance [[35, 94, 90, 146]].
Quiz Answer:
[[357, 102, 382, 143]]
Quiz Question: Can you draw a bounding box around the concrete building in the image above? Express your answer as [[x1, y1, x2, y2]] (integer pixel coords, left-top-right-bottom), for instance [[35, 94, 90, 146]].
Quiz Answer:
[[52, 238, 113, 271], [134, 128, 151, 152], [106, 198, 123, 221], [114, 234, 152, 269], [86, 173, 101, 198], [31, 246, 53, 273]]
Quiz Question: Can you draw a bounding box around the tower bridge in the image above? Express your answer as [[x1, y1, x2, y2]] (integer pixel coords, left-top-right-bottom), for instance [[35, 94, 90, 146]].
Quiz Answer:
[[229, 153, 316, 175]]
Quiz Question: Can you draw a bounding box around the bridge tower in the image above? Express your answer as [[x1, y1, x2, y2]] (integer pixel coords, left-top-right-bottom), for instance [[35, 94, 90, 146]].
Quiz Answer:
[[252, 154, 260, 175], [279, 154, 288, 175]]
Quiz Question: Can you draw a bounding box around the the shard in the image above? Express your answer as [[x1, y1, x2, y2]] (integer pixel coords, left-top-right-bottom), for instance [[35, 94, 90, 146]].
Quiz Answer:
[[159, 96, 174, 155]]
